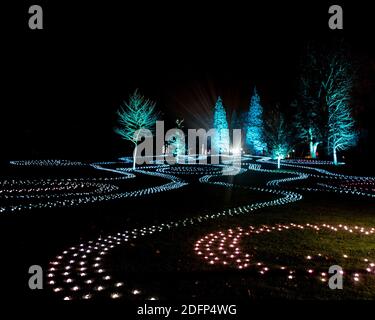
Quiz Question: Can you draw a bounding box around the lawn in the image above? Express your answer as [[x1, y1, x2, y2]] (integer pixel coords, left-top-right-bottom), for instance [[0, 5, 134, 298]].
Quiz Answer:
[[1, 161, 374, 301]]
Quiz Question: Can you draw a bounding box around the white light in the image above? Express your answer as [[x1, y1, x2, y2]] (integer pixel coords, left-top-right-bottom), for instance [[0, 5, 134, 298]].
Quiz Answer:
[[111, 293, 121, 299]]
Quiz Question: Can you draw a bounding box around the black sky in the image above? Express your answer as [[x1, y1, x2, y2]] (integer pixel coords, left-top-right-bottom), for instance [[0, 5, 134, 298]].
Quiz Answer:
[[2, 1, 374, 160]]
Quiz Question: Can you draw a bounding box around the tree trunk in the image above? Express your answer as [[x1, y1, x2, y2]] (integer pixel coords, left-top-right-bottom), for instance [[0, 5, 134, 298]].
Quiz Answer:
[[313, 142, 319, 159], [333, 148, 337, 165], [309, 141, 315, 158], [132, 131, 141, 170], [133, 144, 137, 170], [277, 155, 281, 169], [308, 128, 316, 159]]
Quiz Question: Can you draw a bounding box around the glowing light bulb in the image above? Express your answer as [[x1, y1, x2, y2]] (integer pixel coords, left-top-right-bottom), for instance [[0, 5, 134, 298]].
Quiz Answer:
[[111, 293, 121, 299]]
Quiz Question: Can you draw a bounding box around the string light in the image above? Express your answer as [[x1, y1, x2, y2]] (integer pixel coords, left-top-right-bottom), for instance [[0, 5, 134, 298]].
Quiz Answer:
[[46, 159, 305, 300], [0, 163, 186, 213], [10, 155, 371, 300], [9, 160, 85, 167], [194, 223, 375, 284]]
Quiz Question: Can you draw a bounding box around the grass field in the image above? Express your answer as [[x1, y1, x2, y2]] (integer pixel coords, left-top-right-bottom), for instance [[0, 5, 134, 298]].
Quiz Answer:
[[0, 160, 374, 301]]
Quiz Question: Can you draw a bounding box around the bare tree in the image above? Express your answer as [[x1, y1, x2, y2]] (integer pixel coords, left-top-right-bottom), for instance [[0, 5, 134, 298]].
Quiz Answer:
[[265, 105, 291, 169], [115, 89, 158, 169], [295, 43, 357, 163], [324, 61, 357, 164]]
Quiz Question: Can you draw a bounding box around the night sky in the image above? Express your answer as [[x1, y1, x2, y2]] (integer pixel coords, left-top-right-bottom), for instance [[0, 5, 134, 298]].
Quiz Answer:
[[2, 1, 375, 163]]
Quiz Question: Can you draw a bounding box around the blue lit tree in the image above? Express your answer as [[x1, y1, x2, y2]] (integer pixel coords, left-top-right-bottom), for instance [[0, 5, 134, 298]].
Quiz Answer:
[[328, 100, 357, 165], [115, 89, 158, 169], [294, 43, 357, 162], [264, 105, 291, 169], [325, 59, 357, 164], [212, 97, 230, 154], [293, 47, 326, 159], [246, 87, 266, 155], [293, 82, 323, 159]]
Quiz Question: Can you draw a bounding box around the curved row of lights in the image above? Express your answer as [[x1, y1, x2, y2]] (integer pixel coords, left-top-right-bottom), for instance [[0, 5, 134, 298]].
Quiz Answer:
[[280, 159, 340, 166], [194, 223, 375, 283], [9, 160, 85, 167], [0, 163, 186, 213], [8, 156, 372, 299], [299, 184, 375, 199], [247, 159, 375, 198], [266, 173, 309, 187], [0, 181, 119, 201], [156, 165, 224, 176], [246, 164, 309, 187], [47, 162, 304, 300], [336, 181, 375, 192], [248, 162, 375, 198], [257, 157, 374, 181]]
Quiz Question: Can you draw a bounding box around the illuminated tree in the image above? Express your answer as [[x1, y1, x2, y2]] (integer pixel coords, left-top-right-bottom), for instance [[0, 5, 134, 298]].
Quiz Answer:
[[293, 84, 323, 159], [115, 89, 158, 169], [295, 43, 357, 161], [265, 106, 291, 169], [246, 87, 266, 154], [325, 62, 357, 164], [167, 119, 185, 162], [293, 47, 327, 158], [212, 97, 230, 154]]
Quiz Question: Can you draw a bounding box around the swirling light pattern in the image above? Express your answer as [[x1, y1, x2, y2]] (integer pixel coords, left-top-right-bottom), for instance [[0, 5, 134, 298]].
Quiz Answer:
[[0, 163, 186, 213], [46, 160, 304, 300], [5, 155, 373, 300], [194, 223, 375, 283]]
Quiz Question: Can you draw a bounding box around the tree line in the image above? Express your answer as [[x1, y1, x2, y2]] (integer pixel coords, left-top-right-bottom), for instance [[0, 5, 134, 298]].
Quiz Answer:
[[115, 44, 358, 168]]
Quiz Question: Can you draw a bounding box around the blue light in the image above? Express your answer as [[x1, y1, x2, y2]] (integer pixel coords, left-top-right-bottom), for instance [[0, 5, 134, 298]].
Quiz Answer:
[[246, 87, 266, 154], [212, 97, 230, 154]]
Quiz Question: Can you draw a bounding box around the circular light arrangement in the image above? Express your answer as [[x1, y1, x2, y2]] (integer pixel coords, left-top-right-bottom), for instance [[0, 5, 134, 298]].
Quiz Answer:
[[194, 223, 375, 283], [7, 156, 373, 300], [0, 163, 187, 213], [47, 161, 304, 300]]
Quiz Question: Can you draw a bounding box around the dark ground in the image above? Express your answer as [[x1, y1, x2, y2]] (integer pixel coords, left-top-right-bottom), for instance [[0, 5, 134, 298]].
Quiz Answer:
[[0, 159, 374, 303]]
